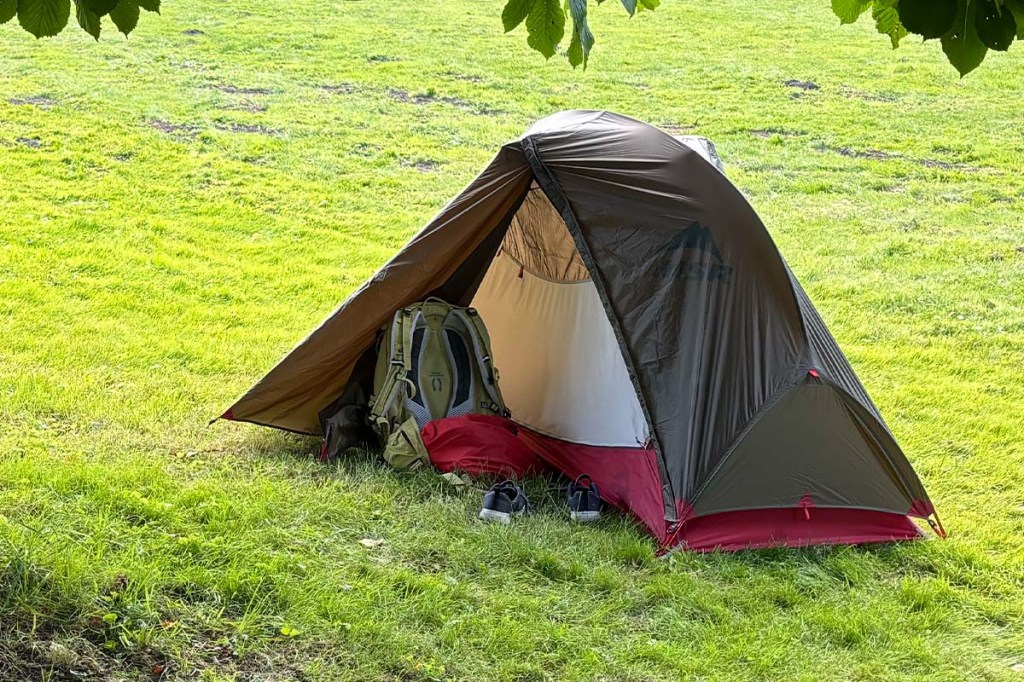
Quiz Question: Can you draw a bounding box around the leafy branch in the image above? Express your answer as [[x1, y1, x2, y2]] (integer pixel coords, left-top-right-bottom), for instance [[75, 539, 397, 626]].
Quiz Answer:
[[503, 0, 658, 68], [501, 0, 1020, 74], [2, 0, 1017, 76], [1, 0, 158, 39], [833, 0, 1024, 75]]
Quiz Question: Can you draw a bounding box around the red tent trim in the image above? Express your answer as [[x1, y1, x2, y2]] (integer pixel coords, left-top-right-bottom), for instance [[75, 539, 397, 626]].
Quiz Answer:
[[421, 415, 931, 553]]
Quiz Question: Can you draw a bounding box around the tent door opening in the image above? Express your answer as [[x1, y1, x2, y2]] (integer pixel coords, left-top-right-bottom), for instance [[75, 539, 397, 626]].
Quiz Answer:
[[470, 184, 649, 449]]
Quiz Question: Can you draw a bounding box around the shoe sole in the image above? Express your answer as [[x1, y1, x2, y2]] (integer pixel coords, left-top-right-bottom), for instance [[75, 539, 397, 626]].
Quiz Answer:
[[479, 508, 512, 524], [570, 511, 601, 523]]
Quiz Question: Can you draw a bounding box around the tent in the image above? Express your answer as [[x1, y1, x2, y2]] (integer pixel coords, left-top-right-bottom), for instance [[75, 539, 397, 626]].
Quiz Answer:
[[218, 110, 941, 552]]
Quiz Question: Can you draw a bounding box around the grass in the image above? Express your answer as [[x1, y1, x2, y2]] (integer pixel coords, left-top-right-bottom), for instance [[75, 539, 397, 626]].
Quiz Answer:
[[2, 0, 1024, 678]]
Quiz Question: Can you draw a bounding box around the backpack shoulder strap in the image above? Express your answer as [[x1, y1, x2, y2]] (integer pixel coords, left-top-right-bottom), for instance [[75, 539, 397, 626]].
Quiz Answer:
[[447, 307, 505, 412]]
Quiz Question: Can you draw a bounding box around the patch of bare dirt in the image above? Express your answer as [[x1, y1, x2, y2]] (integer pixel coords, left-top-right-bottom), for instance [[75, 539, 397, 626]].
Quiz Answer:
[[351, 142, 380, 157], [832, 146, 897, 161], [214, 122, 281, 136], [15, 137, 42, 148], [8, 95, 57, 109], [784, 79, 820, 91], [838, 86, 898, 102], [213, 85, 275, 95], [660, 124, 697, 135], [917, 157, 966, 170], [387, 88, 433, 105], [818, 144, 983, 172], [320, 83, 358, 95], [182, 28, 205, 36], [387, 88, 504, 116], [750, 128, 804, 138], [445, 72, 485, 83], [150, 120, 200, 137], [220, 102, 268, 113], [401, 159, 439, 172]]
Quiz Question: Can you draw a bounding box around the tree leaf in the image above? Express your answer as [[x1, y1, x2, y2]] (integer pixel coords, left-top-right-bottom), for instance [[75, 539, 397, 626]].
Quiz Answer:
[[975, 0, 1016, 49], [0, 0, 16, 24], [75, 0, 100, 37], [942, 0, 988, 75], [566, 0, 595, 68], [135, 0, 156, 12], [525, 0, 564, 59], [502, 0, 532, 32], [83, 0, 116, 15], [620, 0, 637, 16], [1006, 0, 1024, 36], [17, 0, 71, 37], [107, 0, 137, 35], [567, 30, 583, 66], [832, 0, 872, 24], [873, 0, 908, 47], [898, 0, 957, 39], [636, 0, 658, 11]]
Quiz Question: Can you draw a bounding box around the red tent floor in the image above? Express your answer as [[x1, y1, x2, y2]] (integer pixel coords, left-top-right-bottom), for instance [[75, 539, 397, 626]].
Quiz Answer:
[[421, 415, 926, 553]]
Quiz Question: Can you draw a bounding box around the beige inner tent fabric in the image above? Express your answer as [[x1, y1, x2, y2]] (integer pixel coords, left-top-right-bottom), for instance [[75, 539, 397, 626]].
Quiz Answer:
[[471, 187, 648, 447], [500, 185, 590, 282]]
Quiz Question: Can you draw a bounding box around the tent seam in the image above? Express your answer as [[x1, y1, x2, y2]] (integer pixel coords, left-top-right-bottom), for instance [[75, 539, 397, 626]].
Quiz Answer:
[[684, 502, 924, 518], [520, 134, 677, 522], [829, 383, 934, 513], [686, 362, 810, 509]]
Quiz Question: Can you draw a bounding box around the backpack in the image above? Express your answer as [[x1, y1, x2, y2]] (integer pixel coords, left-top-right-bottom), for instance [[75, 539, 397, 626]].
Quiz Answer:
[[368, 298, 508, 468]]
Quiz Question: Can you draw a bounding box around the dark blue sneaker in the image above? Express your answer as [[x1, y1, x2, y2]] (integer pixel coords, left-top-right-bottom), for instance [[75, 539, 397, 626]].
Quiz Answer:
[[567, 474, 601, 523], [479, 481, 528, 524]]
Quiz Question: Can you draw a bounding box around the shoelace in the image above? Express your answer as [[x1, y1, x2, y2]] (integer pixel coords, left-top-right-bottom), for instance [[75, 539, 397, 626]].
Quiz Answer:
[[491, 480, 527, 507], [568, 475, 600, 502]]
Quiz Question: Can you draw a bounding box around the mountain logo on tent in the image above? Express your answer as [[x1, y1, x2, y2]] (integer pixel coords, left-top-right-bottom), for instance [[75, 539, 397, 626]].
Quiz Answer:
[[656, 221, 732, 282]]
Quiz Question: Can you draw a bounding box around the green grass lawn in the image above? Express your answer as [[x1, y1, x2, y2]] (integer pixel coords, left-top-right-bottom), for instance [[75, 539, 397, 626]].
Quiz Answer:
[[2, 0, 1024, 678]]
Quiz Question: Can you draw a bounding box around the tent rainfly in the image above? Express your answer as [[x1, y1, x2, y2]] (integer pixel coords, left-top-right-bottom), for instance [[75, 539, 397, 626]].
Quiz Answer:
[[218, 110, 942, 552]]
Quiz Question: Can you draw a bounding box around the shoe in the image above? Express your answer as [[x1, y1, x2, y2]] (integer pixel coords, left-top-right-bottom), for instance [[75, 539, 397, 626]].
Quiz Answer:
[[479, 480, 528, 524], [567, 474, 601, 522]]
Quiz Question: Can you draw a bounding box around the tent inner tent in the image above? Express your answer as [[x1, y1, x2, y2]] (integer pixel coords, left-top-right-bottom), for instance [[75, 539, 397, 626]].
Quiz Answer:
[[218, 111, 940, 552]]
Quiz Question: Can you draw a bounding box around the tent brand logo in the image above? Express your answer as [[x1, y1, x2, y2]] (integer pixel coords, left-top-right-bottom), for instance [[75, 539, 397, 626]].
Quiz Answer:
[[657, 222, 732, 282]]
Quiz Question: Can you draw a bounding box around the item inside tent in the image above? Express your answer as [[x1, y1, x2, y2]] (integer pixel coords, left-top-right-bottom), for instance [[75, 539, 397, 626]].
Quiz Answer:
[[216, 110, 943, 552], [421, 415, 551, 478], [370, 300, 506, 427]]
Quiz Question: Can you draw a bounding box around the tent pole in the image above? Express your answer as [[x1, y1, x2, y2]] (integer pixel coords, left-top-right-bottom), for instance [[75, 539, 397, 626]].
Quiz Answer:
[[927, 512, 948, 539]]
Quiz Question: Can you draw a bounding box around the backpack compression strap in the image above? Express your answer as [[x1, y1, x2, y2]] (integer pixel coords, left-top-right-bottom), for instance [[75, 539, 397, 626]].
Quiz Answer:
[[369, 307, 417, 436]]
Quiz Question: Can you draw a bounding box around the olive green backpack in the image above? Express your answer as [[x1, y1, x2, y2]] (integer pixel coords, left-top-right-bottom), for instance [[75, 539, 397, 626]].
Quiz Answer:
[[368, 298, 508, 469]]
